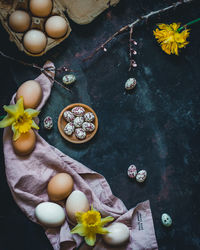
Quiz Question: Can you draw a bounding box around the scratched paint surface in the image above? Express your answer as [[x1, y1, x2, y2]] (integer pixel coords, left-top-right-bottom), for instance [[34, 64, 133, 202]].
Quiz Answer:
[[0, 0, 200, 249]]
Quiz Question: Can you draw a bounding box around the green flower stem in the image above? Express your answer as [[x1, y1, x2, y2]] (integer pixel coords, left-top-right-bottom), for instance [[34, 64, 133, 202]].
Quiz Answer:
[[178, 17, 200, 32]]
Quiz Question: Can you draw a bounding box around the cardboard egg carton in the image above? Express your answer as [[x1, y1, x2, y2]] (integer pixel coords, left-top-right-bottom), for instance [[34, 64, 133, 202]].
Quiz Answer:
[[0, 0, 71, 57], [59, 0, 120, 25], [0, 0, 120, 56]]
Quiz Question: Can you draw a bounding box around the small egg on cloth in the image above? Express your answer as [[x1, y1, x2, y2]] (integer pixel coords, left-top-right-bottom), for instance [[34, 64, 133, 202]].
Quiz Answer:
[[103, 222, 130, 246], [9, 10, 31, 32], [16, 80, 42, 109], [35, 202, 65, 227], [45, 15, 68, 39], [23, 29, 47, 54], [66, 190, 89, 222], [12, 129, 36, 156], [30, 0, 53, 17], [47, 173, 74, 201]]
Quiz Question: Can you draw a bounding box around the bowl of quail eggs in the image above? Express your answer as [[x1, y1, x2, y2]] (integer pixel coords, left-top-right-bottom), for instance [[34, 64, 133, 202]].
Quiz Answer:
[[58, 103, 98, 144]]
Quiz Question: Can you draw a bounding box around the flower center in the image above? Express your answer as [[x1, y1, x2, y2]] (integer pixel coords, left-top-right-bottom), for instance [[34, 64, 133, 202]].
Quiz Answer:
[[82, 211, 101, 228], [14, 112, 32, 133]]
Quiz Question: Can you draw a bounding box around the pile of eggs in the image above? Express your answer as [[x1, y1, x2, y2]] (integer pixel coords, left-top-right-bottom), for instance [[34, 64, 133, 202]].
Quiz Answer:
[[63, 106, 96, 140], [7, 0, 70, 55], [35, 172, 130, 246]]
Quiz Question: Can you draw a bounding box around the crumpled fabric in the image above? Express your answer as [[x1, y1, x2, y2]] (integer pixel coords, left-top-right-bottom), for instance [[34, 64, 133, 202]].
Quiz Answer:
[[3, 61, 158, 250]]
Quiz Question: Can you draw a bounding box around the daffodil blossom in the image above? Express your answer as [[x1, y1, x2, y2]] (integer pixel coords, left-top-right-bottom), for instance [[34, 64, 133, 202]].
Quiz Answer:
[[71, 205, 114, 246], [153, 23, 189, 55], [0, 97, 40, 141]]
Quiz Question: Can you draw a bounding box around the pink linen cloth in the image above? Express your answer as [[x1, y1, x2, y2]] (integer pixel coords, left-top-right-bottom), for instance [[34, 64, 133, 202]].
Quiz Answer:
[[3, 62, 158, 250]]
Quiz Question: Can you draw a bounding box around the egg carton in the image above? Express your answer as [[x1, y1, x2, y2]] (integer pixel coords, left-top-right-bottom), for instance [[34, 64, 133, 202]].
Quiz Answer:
[[0, 0, 120, 56], [0, 0, 71, 57]]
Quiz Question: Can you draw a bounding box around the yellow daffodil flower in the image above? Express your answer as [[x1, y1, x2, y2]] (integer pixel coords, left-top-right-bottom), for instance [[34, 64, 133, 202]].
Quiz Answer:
[[0, 97, 40, 141], [153, 23, 190, 55], [71, 205, 114, 246]]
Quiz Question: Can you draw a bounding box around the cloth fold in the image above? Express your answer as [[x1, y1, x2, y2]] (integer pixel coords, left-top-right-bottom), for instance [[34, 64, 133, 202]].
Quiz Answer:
[[3, 61, 158, 250]]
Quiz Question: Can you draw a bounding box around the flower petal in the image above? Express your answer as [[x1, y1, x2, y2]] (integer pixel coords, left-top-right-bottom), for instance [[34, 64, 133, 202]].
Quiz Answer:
[[16, 97, 24, 116], [0, 115, 15, 128], [31, 120, 39, 130], [25, 109, 40, 118], [3, 97, 24, 119], [100, 216, 114, 227], [157, 23, 171, 30], [71, 224, 86, 236], [85, 233, 96, 246], [12, 124, 21, 141], [96, 226, 109, 235], [75, 212, 84, 223]]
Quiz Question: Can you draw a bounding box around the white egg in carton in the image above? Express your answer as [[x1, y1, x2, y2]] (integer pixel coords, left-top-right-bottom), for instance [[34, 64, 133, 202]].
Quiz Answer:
[[0, 0, 71, 56]]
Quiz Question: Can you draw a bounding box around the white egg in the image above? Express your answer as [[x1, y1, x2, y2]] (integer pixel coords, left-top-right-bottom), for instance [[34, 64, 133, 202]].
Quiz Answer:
[[65, 190, 89, 222], [23, 29, 47, 54], [103, 222, 130, 246], [45, 15, 68, 38], [35, 202, 65, 227]]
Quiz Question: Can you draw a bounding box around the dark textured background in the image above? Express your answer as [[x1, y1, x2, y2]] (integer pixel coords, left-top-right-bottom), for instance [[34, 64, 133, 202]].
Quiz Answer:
[[0, 0, 200, 249]]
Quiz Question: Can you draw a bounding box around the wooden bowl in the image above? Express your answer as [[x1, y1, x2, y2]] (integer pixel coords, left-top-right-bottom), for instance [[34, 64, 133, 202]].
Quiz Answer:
[[57, 103, 98, 144]]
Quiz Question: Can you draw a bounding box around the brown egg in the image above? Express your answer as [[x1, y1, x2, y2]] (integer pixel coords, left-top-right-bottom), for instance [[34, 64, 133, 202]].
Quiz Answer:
[[47, 173, 74, 201], [12, 129, 36, 156], [23, 29, 47, 54], [30, 0, 53, 17], [9, 10, 31, 32], [45, 16, 68, 39], [16, 80, 42, 109]]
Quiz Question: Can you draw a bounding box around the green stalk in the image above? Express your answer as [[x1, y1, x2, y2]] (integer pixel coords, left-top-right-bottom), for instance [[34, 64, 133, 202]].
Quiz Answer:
[[178, 17, 200, 32]]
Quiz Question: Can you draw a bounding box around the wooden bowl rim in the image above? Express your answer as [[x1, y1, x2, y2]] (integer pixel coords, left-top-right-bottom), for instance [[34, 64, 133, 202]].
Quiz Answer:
[[57, 103, 98, 144]]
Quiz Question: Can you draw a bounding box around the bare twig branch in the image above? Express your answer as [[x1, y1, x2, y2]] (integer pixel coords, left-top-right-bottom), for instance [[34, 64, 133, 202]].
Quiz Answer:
[[0, 51, 71, 92], [83, 0, 193, 62]]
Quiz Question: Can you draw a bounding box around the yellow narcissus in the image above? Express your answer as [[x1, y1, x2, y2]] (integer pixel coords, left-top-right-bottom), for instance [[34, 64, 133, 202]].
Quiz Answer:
[[0, 97, 40, 141], [153, 23, 190, 55], [71, 205, 114, 246]]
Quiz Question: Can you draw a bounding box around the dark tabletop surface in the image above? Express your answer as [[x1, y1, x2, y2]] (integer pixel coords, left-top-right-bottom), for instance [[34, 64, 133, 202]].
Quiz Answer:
[[0, 0, 200, 249]]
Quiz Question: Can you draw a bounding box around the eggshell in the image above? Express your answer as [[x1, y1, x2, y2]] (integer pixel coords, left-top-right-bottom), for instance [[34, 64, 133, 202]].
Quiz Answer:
[[136, 170, 147, 183], [65, 190, 89, 222], [9, 10, 31, 32], [161, 213, 172, 227], [45, 16, 68, 39], [12, 129, 36, 156], [23, 29, 47, 54], [35, 202, 65, 227], [47, 173, 74, 201], [16, 80, 42, 109], [103, 222, 130, 246], [30, 0, 53, 17]]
